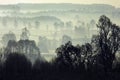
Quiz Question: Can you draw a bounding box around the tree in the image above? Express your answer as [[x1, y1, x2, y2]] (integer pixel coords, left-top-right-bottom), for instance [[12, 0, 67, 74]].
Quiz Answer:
[[20, 27, 30, 40], [66, 21, 73, 28], [32, 59, 50, 73], [62, 35, 72, 45], [80, 43, 93, 69], [1, 31, 16, 47], [54, 22, 59, 31], [92, 15, 120, 71], [35, 21, 40, 29], [55, 41, 82, 69], [38, 36, 49, 53], [4, 40, 17, 55], [90, 19, 96, 27], [4, 53, 32, 74]]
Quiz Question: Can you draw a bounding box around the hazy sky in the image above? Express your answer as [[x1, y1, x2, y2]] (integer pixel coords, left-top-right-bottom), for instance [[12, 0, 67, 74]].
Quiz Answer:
[[0, 0, 120, 7]]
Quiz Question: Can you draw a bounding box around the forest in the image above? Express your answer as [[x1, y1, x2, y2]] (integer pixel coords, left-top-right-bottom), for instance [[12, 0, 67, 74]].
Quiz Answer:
[[0, 15, 120, 80]]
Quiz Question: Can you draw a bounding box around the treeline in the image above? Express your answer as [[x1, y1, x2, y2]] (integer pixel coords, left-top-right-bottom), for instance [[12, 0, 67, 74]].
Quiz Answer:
[[1, 15, 120, 80]]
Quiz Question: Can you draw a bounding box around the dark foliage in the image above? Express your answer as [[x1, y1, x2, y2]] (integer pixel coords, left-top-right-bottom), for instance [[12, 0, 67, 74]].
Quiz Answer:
[[3, 53, 32, 80], [0, 15, 120, 80]]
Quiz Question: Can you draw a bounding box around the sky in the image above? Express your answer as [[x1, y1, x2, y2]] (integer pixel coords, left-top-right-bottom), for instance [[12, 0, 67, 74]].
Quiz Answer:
[[0, 0, 120, 8]]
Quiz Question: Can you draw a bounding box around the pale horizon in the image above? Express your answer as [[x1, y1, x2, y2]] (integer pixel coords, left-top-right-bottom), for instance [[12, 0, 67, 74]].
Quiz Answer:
[[0, 0, 119, 8]]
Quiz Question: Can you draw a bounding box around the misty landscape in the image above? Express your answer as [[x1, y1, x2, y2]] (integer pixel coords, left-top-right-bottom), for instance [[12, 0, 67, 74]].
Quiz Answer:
[[0, 3, 120, 80]]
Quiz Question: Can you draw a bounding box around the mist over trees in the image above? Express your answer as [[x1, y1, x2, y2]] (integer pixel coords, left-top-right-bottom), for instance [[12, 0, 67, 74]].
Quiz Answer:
[[91, 15, 120, 71], [38, 36, 49, 53], [0, 15, 120, 80], [4, 39, 41, 63], [1, 31, 16, 47], [62, 35, 72, 45], [20, 27, 30, 40]]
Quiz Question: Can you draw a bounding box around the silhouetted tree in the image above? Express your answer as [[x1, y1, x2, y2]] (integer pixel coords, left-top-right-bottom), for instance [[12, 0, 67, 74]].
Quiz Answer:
[[92, 15, 120, 71], [0, 61, 3, 80], [81, 43, 93, 70], [3, 53, 32, 80], [4, 39, 41, 64], [4, 53, 31, 73], [1, 31, 16, 47], [4, 40, 17, 55], [55, 41, 84, 70], [33, 59, 50, 73]]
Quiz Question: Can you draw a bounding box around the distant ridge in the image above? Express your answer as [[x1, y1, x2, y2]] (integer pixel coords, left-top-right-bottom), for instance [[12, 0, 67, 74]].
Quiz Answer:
[[0, 3, 119, 14], [0, 3, 115, 10]]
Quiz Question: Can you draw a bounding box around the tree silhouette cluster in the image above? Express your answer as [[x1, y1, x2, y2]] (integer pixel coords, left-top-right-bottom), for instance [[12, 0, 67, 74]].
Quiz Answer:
[[0, 15, 120, 80]]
